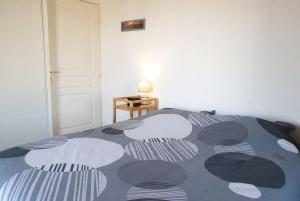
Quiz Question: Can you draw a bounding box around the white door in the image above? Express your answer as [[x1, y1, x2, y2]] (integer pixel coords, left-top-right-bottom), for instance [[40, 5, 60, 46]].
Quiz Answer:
[[48, 0, 101, 135]]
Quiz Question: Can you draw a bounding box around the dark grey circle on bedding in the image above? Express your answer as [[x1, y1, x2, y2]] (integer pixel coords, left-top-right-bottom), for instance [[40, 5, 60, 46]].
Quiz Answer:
[[118, 161, 187, 189], [0, 147, 29, 158], [135, 182, 174, 190], [102, 127, 124, 135], [205, 152, 285, 188], [126, 185, 187, 201], [257, 119, 293, 142], [197, 122, 248, 146]]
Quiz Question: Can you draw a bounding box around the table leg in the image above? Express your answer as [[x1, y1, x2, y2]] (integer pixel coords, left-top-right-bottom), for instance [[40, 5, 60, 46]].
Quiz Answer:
[[130, 110, 134, 119], [113, 100, 117, 123], [138, 110, 142, 118], [155, 98, 159, 110]]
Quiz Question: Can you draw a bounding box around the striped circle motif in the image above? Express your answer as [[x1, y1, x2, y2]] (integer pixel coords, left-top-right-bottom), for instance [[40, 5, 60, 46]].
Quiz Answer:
[[188, 113, 239, 127], [127, 186, 188, 201], [125, 140, 198, 162], [124, 114, 193, 141], [214, 143, 255, 156], [38, 163, 92, 172], [25, 138, 125, 171], [143, 138, 179, 143], [0, 168, 107, 201]]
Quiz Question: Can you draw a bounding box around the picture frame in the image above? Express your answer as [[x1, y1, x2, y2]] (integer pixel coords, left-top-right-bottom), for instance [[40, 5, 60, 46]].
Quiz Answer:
[[121, 19, 146, 32]]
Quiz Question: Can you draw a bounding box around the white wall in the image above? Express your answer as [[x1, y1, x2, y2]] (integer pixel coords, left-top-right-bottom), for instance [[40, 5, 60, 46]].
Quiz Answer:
[[100, 0, 300, 139], [0, 0, 49, 151]]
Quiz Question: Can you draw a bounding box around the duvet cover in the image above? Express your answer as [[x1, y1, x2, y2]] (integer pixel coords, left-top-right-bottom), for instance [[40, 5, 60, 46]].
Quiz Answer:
[[0, 108, 299, 201]]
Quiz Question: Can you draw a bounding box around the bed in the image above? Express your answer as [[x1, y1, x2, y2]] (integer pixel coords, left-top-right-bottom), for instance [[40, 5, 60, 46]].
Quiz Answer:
[[0, 108, 299, 201]]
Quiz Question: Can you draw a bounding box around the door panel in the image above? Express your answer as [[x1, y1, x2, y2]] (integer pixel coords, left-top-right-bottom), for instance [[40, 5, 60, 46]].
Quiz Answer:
[[55, 4, 92, 68], [49, 0, 101, 135], [56, 94, 93, 130]]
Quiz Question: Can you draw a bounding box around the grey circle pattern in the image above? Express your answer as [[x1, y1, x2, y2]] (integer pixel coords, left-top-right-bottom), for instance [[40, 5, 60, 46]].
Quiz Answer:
[[112, 120, 143, 130], [198, 122, 248, 146], [257, 118, 288, 140], [188, 113, 239, 128], [272, 154, 286, 161], [20, 136, 68, 150], [127, 186, 187, 201], [258, 118, 299, 151], [214, 142, 255, 156], [0, 147, 29, 158], [118, 161, 187, 190], [125, 140, 198, 162], [143, 138, 178, 143], [129, 199, 167, 201], [2, 109, 298, 201], [38, 163, 92, 172], [205, 152, 285, 188], [0, 168, 107, 201], [102, 127, 124, 135]]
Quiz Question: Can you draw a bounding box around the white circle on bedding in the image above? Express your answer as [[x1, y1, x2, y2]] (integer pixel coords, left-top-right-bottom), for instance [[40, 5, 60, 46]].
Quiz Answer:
[[25, 138, 124, 170], [124, 114, 193, 141], [229, 183, 261, 199], [277, 139, 299, 154]]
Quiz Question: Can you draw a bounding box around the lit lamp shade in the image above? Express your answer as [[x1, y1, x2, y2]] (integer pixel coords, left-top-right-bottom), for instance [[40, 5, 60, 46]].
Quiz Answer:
[[138, 81, 153, 94]]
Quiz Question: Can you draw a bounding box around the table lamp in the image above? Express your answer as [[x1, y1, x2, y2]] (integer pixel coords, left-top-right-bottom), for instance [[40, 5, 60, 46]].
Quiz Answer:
[[138, 81, 153, 98]]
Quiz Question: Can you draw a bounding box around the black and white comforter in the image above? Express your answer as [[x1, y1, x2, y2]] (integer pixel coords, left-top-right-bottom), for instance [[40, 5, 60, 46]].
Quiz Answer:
[[0, 108, 299, 201]]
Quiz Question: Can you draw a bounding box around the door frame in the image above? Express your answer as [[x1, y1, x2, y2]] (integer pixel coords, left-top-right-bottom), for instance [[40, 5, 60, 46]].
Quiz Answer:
[[41, 0, 53, 137], [41, 0, 102, 137]]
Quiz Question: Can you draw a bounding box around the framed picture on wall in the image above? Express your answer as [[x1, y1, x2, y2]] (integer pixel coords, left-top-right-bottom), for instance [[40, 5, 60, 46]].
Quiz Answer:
[[121, 19, 146, 32]]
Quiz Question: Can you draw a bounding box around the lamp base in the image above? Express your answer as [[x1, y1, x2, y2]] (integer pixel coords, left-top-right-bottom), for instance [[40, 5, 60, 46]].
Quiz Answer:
[[138, 92, 150, 99]]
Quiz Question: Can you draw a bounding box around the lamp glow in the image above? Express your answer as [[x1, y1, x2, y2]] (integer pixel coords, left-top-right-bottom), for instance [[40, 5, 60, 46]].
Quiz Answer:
[[138, 81, 153, 97]]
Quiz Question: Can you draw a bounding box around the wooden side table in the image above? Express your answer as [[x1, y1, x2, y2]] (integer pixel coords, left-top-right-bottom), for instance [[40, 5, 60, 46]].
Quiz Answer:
[[113, 96, 159, 123]]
